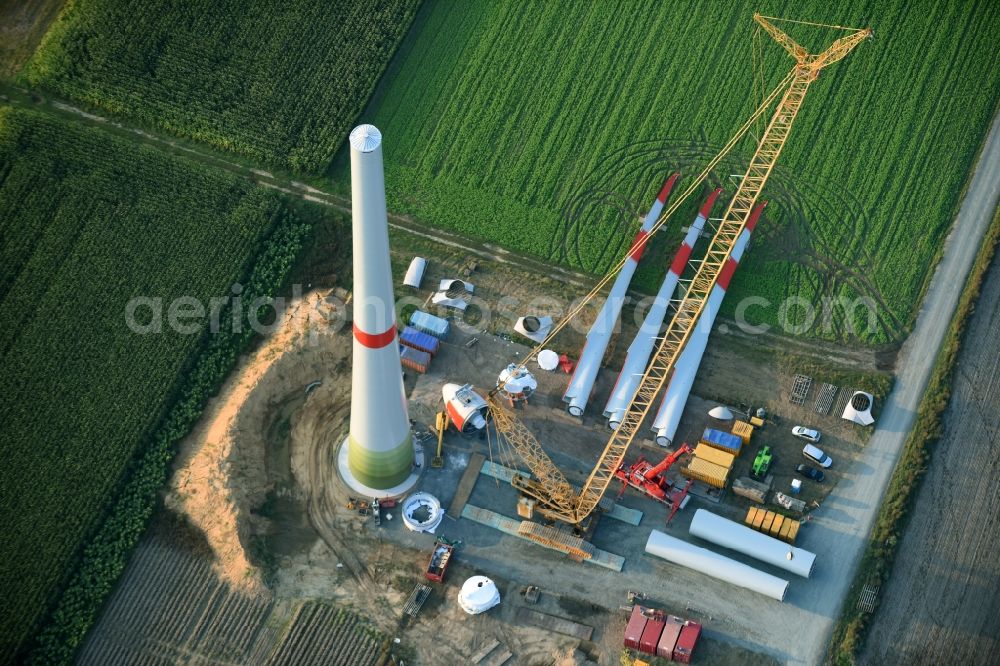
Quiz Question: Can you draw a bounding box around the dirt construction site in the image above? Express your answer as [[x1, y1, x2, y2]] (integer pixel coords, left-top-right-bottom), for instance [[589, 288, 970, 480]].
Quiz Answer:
[[77, 223, 902, 665]]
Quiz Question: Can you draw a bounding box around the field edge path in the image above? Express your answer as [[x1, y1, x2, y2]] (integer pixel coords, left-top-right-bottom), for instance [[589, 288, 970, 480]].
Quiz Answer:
[[805, 109, 1000, 665]]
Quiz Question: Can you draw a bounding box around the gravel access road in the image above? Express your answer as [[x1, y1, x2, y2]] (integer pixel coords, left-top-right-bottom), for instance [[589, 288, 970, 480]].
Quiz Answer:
[[793, 110, 1000, 664]]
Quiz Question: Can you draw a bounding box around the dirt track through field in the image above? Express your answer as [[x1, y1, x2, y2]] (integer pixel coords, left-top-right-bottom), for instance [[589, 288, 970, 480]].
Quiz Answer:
[[859, 236, 1000, 664]]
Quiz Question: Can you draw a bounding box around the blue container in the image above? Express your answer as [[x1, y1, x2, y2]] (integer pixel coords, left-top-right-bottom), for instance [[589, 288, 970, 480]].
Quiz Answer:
[[701, 428, 743, 456], [409, 310, 450, 339], [400, 326, 440, 356]]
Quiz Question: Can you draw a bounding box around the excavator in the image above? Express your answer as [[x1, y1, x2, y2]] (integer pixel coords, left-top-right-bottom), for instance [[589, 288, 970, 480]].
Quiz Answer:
[[431, 410, 448, 468], [614, 444, 694, 524], [483, 14, 872, 537]]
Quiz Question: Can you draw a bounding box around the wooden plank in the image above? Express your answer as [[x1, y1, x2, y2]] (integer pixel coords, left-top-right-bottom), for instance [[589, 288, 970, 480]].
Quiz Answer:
[[449, 453, 486, 517], [516, 608, 594, 640], [470, 638, 500, 664], [481, 649, 512, 666]]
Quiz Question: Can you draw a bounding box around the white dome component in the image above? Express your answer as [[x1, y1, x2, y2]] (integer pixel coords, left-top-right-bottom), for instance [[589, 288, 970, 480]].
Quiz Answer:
[[457, 576, 500, 614], [645, 529, 789, 601], [537, 349, 559, 371], [497, 364, 537, 398], [401, 492, 443, 533], [709, 405, 734, 421]]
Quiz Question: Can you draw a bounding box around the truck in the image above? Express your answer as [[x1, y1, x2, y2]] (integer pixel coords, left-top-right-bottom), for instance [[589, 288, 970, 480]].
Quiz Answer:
[[425, 540, 454, 583]]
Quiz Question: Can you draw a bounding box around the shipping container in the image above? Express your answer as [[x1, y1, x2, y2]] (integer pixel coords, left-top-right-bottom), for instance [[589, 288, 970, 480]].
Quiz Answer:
[[750, 415, 765, 427], [409, 310, 450, 338], [623, 605, 647, 650], [400, 326, 440, 356], [656, 615, 685, 658], [639, 613, 666, 654], [693, 443, 735, 470], [682, 457, 729, 488], [673, 621, 702, 663], [701, 428, 743, 456], [731, 420, 754, 444], [400, 346, 431, 374]]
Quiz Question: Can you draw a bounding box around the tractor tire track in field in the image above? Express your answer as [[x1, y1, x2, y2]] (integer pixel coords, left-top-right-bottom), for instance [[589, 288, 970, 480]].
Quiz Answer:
[[554, 136, 905, 342]]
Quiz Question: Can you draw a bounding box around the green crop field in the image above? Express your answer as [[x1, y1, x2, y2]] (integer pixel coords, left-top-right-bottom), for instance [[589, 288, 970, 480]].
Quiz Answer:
[[0, 107, 297, 657], [20, 0, 420, 172], [338, 0, 1000, 344]]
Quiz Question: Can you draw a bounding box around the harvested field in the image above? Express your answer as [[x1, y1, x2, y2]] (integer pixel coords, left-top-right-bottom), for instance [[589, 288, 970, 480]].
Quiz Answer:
[[78, 532, 384, 665], [860, 241, 1000, 664]]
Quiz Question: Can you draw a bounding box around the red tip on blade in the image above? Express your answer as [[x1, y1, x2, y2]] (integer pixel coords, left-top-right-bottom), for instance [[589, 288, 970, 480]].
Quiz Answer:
[[630, 230, 650, 261], [745, 200, 768, 233], [669, 242, 693, 276], [717, 257, 739, 291], [698, 187, 724, 218], [657, 172, 681, 204]]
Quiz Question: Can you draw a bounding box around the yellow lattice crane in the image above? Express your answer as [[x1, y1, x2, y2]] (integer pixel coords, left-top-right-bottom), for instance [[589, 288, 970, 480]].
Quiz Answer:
[[487, 14, 871, 525]]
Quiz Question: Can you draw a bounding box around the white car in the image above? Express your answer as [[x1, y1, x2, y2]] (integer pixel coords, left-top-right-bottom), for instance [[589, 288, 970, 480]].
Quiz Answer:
[[802, 443, 833, 468], [792, 426, 821, 443]]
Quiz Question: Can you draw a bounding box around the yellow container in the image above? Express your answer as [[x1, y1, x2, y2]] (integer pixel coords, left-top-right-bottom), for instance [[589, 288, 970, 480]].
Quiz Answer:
[[745, 506, 759, 526], [750, 416, 765, 427], [731, 420, 754, 444], [682, 458, 729, 488], [784, 520, 800, 544], [770, 514, 785, 537], [694, 443, 735, 470]]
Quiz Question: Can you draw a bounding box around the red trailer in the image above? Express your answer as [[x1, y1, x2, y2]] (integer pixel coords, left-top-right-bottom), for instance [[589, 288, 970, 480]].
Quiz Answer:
[[639, 612, 666, 654], [672, 621, 702, 664], [623, 605, 647, 650], [425, 541, 453, 583], [656, 615, 685, 658]]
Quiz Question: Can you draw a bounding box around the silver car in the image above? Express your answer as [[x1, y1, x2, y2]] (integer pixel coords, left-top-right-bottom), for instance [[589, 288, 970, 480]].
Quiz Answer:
[[802, 443, 832, 468]]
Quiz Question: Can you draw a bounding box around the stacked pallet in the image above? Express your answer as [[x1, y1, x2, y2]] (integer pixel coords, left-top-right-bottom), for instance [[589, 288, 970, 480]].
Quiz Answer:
[[745, 507, 800, 544]]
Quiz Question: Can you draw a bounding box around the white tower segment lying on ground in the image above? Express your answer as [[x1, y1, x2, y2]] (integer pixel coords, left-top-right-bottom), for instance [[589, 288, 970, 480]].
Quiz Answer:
[[645, 529, 789, 601], [562, 174, 679, 416], [651, 201, 767, 446], [604, 188, 723, 429], [688, 509, 816, 577], [341, 124, 415, 491]]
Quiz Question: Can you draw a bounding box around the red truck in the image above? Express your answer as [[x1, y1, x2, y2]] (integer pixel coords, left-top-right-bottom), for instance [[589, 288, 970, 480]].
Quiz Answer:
[[425, 541, 454, 583]]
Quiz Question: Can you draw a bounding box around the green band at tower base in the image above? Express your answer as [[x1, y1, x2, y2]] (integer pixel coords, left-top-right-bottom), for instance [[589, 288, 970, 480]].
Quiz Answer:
[[347, 432, 414, 489]]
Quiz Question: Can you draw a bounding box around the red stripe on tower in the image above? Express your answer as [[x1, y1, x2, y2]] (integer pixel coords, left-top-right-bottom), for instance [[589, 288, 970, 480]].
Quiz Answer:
[[629, 230, 650, 261], [353, 322, 397, 349], [669, 243, 693, 276], [717, 257, 739, 291]]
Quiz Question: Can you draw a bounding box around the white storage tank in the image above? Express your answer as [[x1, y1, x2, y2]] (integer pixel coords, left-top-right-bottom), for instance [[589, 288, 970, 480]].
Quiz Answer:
[[645, 529, 789, 601], [688, 509, 816, 578]]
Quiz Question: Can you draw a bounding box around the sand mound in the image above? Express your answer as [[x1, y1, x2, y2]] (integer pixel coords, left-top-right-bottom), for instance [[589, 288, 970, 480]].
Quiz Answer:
[[165, 290, 348, 589]]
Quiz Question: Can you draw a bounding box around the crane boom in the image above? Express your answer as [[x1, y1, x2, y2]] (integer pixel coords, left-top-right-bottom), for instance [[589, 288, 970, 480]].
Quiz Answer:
[[493, 14, 871, 525]]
